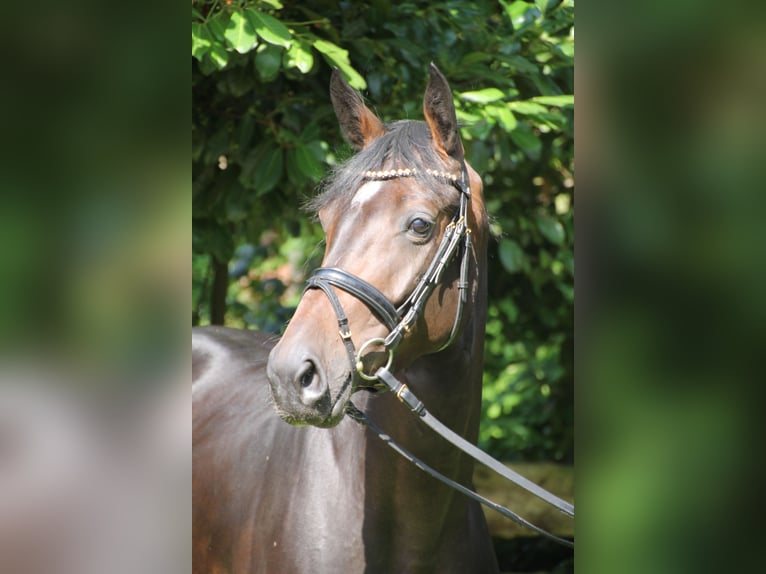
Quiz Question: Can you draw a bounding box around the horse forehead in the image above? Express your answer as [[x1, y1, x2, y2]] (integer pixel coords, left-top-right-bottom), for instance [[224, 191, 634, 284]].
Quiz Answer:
[[327, 180, 408, 251], [349, 178, 444, 212], [350, 180, 385, 208]]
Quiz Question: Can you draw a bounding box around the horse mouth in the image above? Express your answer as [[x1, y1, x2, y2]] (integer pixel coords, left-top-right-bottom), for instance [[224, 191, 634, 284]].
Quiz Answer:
[[271, 372, 356, 429], [355, 383, 385, 394], [325, 373, 355, 426]]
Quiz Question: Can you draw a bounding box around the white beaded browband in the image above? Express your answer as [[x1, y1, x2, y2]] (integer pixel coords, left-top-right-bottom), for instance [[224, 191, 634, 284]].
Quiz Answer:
[[363, 168, 460, 183]]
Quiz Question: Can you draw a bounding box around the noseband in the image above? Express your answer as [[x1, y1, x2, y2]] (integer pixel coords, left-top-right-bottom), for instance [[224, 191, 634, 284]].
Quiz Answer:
[[305, 164, 472, 387]]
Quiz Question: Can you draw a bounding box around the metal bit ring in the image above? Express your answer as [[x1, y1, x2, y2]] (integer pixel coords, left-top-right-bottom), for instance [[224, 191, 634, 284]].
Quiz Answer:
[[355, 337, 394, 381]]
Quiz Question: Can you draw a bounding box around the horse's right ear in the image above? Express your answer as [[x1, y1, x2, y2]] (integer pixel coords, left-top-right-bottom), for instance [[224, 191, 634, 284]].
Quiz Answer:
[[330, 68, 386, 151]]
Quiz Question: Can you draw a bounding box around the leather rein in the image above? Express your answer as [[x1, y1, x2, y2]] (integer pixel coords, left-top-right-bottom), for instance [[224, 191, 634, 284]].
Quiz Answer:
[[304, 164, 575, 549]]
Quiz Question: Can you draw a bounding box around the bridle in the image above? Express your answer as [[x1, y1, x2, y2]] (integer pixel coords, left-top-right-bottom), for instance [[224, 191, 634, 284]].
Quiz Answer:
[[306, 163, 472, 387], [303, 162, 575, 549]]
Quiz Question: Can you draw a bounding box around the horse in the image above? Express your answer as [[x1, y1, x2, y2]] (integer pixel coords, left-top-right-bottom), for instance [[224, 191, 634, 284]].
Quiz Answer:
[[193, 64, 499, 573]]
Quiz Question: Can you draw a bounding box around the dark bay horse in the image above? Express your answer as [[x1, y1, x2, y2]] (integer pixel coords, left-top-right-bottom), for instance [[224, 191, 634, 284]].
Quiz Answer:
[[193, 65, 499, 573]]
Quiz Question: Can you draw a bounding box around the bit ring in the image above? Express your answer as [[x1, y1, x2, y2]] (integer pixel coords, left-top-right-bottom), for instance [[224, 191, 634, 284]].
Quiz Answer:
[[355, 337, 394, 381]]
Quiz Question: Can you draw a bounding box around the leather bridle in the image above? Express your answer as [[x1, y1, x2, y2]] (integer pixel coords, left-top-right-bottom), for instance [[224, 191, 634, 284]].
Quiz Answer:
[[306, 164, 472, 385], [303, 163, 575, 548]]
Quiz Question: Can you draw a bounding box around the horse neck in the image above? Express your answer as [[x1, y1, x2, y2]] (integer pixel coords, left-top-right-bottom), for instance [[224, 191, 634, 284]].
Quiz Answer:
[[355, 241, 488, 563]]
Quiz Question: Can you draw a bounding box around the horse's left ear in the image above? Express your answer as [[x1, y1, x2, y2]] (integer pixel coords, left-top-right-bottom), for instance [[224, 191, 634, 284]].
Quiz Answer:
[[423, 63, 464, 163]]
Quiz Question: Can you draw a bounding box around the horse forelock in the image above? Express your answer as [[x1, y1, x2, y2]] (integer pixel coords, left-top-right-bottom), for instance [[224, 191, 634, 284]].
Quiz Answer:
[[306, 120, 462, 216]]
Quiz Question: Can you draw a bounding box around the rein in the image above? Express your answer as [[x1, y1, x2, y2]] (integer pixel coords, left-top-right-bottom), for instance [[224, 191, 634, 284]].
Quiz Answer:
[[304, 164, 575, 548], [348, 368, 575, 549]]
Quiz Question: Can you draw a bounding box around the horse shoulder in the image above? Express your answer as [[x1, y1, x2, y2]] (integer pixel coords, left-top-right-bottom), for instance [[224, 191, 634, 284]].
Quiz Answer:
[[192, 327, 368, 572], [193, 327, 279, 572]]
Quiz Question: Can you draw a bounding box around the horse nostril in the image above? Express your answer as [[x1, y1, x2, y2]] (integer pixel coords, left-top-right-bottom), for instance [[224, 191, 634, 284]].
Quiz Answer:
[[295, 359, 329, 410], [299, 361, 317, 388]]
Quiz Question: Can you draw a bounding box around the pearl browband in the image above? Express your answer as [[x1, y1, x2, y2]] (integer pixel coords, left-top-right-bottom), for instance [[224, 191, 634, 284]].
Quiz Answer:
[[363, 168, 460, 183]]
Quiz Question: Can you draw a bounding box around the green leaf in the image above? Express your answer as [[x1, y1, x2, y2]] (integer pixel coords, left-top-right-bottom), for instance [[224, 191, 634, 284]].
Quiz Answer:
[[459, 88, 506, 104], [535, 213, 566, 245], [501, 392, 522, 411], [529, 75, 560, 99], [226, 66, 255, 97], [197, 56, 217, 76], [207, 17, 228, 44], [500, 55, 539, 74], [192, 126, 203, 163], [202, 126, 229, 166], [224, 11, 258, 55], [535, 0, 559, 14], [530, 95, 574, 107], [510, 125, 541, 160], [238, 112, 255, 153], [508, 101, 548, 115], [558, 283, 574, 303], [461, 52, 491, 66], [285, 149, 306, 187], [255, 44, 283, 82], [294, 143, 324, 181], [207, 42, 229, 70], [312, 38, 366, 89], [192, 23, 211, 60], [224, 181, 251, 223], [193, 223, 235, 263], [502, 0, 534, 26], [284, 39, 314, 74], [456, 108, 482, 125], [240, 142, 284, 196], [487, 103, 517, 131], [246, 8, 292, 48], [499, 238, 525, 273], [499, 298, 519, 323], [557, 39, 574, 59]]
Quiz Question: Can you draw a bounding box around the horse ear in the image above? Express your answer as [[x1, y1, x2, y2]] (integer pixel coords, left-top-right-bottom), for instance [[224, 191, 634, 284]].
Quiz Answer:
[[423, 63, 464, 162], [330, 68, 386, 151]]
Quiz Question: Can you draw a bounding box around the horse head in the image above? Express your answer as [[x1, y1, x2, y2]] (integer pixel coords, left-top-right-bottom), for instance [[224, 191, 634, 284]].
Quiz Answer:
[[267, 64, 486, 427]]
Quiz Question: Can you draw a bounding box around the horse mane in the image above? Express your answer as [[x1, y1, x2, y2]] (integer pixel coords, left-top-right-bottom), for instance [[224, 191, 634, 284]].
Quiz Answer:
[[306, 120, 462, 215]]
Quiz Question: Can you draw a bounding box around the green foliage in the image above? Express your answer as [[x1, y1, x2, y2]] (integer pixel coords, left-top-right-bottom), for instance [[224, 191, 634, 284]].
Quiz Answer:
[[192, 0, 574, 462]]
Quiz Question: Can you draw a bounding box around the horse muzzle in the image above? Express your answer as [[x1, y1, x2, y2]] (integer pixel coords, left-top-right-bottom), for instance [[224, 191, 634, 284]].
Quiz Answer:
[[266, 343, 351, 428]]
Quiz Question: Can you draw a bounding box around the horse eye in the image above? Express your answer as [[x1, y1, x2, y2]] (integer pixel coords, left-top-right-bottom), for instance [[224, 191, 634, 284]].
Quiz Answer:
[[408, 218, 433, 237]]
